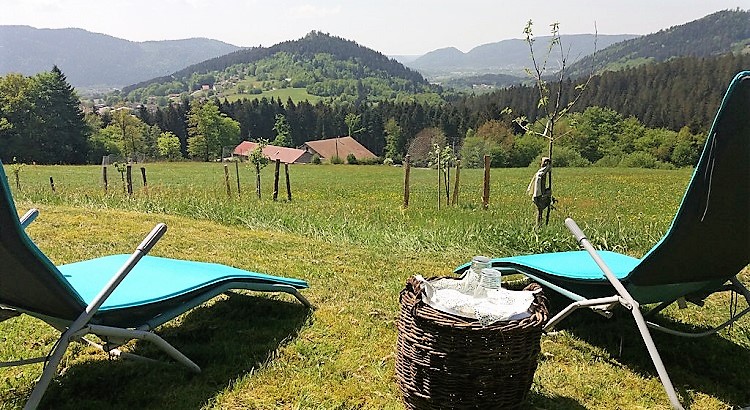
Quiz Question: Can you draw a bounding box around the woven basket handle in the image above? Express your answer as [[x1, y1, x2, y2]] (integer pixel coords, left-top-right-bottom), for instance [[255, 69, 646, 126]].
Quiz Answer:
[[404, 276, 431, 319]]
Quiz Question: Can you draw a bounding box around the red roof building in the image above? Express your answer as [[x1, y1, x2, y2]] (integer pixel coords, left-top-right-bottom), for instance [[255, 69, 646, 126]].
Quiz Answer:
[[233, 141, 311, 164], [303, 137, 377, 162]]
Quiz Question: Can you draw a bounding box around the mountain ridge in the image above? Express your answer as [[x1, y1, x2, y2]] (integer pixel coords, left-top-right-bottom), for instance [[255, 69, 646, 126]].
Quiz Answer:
[[0, 25, 241, 88], [406, 34, 638, 76]]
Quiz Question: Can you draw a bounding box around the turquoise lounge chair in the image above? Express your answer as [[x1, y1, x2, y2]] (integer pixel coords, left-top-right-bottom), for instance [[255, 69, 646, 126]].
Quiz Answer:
[[455, 71, 750, 409], [0, 163, 313, 409]]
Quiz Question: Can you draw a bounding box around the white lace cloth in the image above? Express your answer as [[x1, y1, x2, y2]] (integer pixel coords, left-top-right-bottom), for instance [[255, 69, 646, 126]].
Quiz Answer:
[[415, 275, 537, 326]]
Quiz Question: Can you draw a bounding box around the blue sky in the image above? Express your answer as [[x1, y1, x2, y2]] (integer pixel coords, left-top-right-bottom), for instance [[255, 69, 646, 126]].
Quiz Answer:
[[0, 0, 747, 55]]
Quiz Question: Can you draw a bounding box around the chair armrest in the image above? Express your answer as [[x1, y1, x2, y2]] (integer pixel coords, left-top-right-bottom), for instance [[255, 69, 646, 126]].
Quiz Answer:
[[20, 208, 39, 229], [564, 218, 636, 307], [138, 222, 167, 253], [564, 217, 586, 243]]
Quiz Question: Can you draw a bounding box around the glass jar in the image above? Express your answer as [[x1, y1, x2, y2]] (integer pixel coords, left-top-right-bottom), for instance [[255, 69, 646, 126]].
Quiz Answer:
[[474, 268, 502, 298], [462, 255, 490, 294]]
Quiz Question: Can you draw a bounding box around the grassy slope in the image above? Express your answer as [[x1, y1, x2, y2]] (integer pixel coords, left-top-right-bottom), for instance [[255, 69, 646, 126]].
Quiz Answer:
[[1, 163, 748, 409], [220, 76, 324, 104]]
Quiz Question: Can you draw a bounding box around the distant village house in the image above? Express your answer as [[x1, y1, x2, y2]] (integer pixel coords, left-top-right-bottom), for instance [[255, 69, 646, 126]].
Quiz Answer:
[[233, 141, 311, 164], [303, 137, 377, 163]]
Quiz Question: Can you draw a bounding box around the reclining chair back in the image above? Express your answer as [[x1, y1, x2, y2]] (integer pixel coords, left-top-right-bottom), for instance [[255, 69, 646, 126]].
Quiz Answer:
[[630, 72, 750, 287], [0, 164, 85, 321]]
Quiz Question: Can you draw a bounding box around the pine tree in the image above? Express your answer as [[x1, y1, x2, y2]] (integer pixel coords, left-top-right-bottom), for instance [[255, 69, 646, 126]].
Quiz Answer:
[[29, 66, 90, 163]]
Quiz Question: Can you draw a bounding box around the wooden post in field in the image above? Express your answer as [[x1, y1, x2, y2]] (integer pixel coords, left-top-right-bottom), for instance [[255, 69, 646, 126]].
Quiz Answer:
[[126, 164, 133, 196], [273, 159, 281, 201], [224, 164, 231, 197], [140, 167, 147, 187], [235, 161, 241, 197], [445, 160, 450, 205], [285, 163, 292, 201], [451, 160, 461, 206], [49, 177, 55, 193], [403, 154, 411, 208], [482, 155, 490, 210], [255, 164, 261, 199], [437, 155, 441, 210], [102, 166, 108, 193]]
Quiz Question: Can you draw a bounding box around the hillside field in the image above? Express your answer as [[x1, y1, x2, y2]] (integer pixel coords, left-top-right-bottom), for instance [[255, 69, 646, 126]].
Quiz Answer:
[[1, 163, 748, 409]]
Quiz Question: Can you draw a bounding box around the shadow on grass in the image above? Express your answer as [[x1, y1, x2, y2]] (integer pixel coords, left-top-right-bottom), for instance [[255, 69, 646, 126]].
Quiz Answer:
[[524, 391, 587, 409], [544, 292, 750, 408], [34, 292, 311, 410]]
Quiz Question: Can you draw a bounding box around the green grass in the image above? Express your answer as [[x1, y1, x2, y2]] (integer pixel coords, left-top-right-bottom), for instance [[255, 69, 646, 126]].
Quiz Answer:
[[1, 163, 748, 409], [220, 76, 323, 104], [222, 87, 323, 104]]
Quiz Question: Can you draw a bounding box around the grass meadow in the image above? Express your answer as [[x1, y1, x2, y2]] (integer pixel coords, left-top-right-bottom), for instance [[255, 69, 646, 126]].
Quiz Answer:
[[1, 162, 748, 409]]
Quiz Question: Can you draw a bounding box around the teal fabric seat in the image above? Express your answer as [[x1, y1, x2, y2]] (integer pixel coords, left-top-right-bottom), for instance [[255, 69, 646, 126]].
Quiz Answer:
[[57, 254, 310, 328], [495, 250, 639, 281], [61, 255, 308, 311]]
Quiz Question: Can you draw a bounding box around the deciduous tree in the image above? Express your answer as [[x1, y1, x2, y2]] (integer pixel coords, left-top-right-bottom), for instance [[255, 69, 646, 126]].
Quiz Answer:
[[157, 131, 183, 160], [187, 101, 241, 161], [272, 113, 292, 147]]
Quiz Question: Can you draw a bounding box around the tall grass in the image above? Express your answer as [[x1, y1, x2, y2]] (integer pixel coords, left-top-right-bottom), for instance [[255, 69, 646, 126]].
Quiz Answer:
[[2, 162, 748, 409], [12, 163, 683, 260]]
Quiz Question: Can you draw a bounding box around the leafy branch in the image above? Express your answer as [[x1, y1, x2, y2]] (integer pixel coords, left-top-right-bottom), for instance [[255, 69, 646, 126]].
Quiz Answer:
[[511, 20, 598, 225]]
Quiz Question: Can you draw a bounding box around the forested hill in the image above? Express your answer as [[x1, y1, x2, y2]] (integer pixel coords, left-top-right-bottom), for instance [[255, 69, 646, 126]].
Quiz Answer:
[[567, 9, 750, 78], [466, 52, 750, 133], [0, 26, 240, 88], [121, 31, 433, 104]]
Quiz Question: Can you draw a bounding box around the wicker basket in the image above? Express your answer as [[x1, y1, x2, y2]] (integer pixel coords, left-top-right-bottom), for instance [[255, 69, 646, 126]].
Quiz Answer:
[[396, 276, 548, 410]]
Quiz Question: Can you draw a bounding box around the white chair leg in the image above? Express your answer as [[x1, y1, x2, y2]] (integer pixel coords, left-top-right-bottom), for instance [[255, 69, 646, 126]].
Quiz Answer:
[[87, 325, 200, 373], [24, 331, 73, 410]]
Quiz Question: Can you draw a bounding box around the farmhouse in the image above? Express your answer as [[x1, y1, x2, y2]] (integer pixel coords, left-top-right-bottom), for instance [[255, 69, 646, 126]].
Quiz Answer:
[[233, 141, 311, 164], [303, 136, 377, 162]]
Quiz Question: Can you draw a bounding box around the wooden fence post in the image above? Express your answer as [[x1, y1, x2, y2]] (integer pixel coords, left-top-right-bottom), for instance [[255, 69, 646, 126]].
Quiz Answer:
[[126, 164, 133, 196], [285, 163, 292, 201], [224, 164, 231, 197], [235, 161, 241, 197], [49, 177, 55, 193], [403, 154, 411, 208], [445, 160, 450, 205], [482, 155, 490, 210], [140, 167, 147, 187], [437, 155, 441, 210], [273, 159, 280, 201], [255, 164, 261, 199], [451, 159, 461, 206], [102, 166, 108, 193]]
